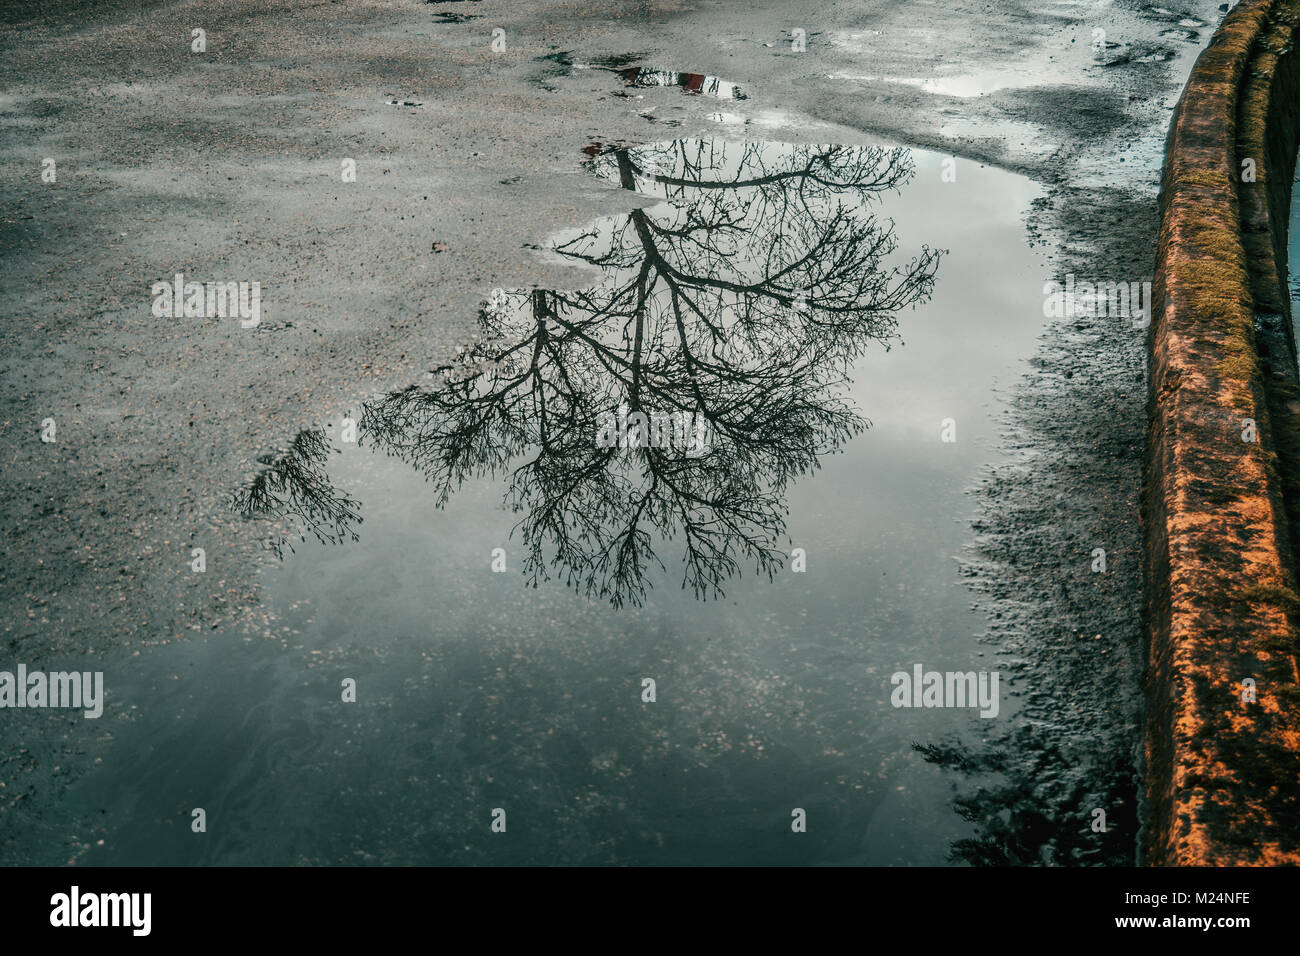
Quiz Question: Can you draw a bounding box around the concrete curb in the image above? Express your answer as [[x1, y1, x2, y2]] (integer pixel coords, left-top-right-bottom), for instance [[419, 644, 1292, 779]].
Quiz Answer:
[[1144, 0, 1300, 865]]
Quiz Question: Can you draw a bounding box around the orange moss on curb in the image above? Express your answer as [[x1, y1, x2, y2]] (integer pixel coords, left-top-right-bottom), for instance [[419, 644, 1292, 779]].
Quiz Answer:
[[1144, 0, 1300, 865]]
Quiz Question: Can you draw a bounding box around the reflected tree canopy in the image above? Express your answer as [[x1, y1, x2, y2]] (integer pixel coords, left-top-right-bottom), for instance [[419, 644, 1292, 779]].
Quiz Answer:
[[235, 139, 942, 606], [230, 428, 362, 558]]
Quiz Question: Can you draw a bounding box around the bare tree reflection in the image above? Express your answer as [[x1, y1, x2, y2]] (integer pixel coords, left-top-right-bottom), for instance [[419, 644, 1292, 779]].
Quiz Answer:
[[915, 731, 1136, 866], [235, 139, 942, 607], [365, 140, 940, 606], [230, 428, 362, 558]]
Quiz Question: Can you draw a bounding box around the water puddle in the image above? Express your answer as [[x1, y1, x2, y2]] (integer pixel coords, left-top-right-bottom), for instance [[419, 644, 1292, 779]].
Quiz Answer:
[[620, 68, 747, 99], [539, 53, 747, 100], [40, 140, 1046, 866]]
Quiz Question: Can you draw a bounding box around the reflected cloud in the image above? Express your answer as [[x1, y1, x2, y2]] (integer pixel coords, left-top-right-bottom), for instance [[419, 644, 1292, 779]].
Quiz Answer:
[[235, 139, 942, 607]]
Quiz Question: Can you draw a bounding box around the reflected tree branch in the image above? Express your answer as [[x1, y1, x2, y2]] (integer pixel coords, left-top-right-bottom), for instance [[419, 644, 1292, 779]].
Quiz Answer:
[[234, 139, 943, 608]]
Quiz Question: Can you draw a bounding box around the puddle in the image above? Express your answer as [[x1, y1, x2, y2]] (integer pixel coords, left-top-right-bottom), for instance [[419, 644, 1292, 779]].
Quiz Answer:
[[825, 27, 1095, 101], [824, 58, 1071, 101], [38, 142, 1046, 866], [621, 68, 747, 99], [537, 54, 745, 101]]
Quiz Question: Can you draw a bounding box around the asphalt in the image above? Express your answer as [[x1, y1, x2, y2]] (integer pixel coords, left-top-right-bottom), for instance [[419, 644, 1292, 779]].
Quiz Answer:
[[0, 0, 1233, 864]]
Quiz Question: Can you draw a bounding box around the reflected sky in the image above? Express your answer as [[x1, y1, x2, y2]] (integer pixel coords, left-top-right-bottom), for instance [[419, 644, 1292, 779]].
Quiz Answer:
[[35, 142, 1046, 867], [237, 140, 941, 608]]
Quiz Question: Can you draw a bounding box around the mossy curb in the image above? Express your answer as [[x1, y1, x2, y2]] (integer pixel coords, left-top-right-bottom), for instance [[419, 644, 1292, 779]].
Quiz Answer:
[[1144, 0, 1300, 865]]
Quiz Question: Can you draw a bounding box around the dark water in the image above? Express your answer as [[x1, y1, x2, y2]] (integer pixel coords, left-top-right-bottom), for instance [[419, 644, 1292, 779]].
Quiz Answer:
[[39, 140, 1044, 865]]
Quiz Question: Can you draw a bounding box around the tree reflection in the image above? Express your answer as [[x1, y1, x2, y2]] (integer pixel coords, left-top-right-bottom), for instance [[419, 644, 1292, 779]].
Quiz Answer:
[[914, 732, 1136, 866], [230, 427, 362, 558], [237, 139, 942, 607]]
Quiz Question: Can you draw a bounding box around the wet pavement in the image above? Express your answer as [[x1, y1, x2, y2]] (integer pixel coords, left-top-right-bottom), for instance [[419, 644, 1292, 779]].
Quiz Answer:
[[0, 0, 1234, 865], [17, 141, 1047, 865]]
